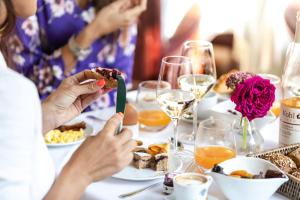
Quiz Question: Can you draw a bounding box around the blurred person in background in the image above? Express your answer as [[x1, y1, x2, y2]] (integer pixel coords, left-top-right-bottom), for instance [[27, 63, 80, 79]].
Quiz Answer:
[[6, 0, 146, 110], [133, 0, 200, 82]]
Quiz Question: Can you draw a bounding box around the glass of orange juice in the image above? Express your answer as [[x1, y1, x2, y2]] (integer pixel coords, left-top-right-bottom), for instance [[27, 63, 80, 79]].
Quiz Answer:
[[258, 74, 281, 118], [194, 117, 236, 170], [136, 80, 171, 132]]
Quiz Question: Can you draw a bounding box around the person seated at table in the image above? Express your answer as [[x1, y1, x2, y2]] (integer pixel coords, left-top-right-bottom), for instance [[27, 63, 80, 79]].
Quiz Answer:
[[0, 0, 136, 199], [6, 0, 146, 110]]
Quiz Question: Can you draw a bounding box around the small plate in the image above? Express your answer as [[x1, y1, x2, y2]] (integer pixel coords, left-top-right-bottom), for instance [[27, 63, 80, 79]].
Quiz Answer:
[[46, 122, 93, 147], [112, 156, 183, 181], [164, 193, 218, 200]]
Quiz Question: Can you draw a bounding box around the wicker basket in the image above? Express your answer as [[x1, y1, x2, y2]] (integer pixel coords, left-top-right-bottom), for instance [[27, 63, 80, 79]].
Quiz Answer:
[[248, 143, 300, 200]]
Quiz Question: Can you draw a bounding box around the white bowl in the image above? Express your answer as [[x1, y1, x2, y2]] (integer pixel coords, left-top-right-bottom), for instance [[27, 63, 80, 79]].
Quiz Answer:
[[210, 157, 288, 200], [209, 100, 276, 130]]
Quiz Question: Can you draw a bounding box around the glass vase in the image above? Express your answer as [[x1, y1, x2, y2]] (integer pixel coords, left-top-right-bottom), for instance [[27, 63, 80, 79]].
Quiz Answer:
[[232, 117, 264, 155]]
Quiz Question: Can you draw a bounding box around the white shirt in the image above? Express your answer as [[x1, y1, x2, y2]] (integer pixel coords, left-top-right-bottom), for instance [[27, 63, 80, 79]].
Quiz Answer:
[[0, 52, 55, 199]]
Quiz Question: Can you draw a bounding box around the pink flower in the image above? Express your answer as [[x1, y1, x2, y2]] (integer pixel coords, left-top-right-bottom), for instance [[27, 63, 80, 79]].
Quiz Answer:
[[231, 76, 275, 121]]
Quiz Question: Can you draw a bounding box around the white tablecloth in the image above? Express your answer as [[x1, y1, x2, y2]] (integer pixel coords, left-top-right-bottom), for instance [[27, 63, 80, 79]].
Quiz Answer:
[[48, 107, 289, 200]]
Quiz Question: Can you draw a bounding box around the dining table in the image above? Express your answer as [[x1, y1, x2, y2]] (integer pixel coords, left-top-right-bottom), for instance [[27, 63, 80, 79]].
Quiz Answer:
[[48, 102, 289, 200]]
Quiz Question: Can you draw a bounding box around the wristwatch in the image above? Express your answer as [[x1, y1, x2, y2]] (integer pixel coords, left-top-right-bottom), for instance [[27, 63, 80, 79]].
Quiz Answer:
[[68, 35, 92, 61]]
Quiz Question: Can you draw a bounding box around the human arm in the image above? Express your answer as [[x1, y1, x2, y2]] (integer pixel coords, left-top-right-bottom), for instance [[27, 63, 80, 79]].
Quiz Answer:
[[44, 114, 136, 200]]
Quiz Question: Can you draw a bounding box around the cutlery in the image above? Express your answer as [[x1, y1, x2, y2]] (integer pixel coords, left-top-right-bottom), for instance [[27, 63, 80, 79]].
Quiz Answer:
[[86, 115, 106, 122], [118, 181, 162, 198]]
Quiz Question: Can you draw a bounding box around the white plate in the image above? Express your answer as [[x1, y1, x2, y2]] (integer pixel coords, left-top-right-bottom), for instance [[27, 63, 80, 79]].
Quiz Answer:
[[112, 156, 183, 181], [209, 100, 276, 130], [46, 122, 93, 147], [164, 193, 218, 200]]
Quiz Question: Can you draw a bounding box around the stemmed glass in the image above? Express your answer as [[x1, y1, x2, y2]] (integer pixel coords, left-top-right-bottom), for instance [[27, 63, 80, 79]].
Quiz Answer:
[[258, 73, 281, 118], [156, 56, 196, 170], [195, 117, 236, 170], [180, 40, 217, 144]]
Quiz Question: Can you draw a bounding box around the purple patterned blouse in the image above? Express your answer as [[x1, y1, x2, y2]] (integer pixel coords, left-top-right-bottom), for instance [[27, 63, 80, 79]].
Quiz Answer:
[[8, 0, 137, 110]]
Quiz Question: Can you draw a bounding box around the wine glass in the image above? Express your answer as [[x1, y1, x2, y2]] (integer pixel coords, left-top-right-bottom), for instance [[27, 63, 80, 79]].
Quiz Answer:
[[258, 73, 281, 118], [136, 80, 171, 132], [180, 40, 217, 144], [156, 56, 196, 170], [195, 117, 236, 170]]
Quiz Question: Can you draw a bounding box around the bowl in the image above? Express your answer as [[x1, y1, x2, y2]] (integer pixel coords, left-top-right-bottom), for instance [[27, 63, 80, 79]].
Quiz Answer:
[[210, 157, 289, 200]]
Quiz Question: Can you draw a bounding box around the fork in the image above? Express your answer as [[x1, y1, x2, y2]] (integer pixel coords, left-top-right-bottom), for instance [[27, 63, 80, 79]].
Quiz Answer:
[[118, 181, 162, 198]]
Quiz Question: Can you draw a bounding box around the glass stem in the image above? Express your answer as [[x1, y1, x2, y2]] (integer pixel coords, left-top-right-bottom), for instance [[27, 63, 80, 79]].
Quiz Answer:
[[193, 101, 198, 140], [173, 118, 179, 152], [242, 117, 248, 150]]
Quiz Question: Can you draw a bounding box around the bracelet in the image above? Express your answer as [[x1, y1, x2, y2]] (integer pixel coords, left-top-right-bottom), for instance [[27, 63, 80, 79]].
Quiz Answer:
[[68, 35, 92, 61]]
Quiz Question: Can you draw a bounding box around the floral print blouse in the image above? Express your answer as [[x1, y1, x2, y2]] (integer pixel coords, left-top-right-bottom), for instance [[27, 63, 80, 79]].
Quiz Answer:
[[8, 0, 137, 110]]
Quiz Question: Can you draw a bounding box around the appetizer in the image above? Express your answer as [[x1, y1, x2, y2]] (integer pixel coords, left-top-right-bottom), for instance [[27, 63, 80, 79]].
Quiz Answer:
[[132, 142, 169, 171], [91, 67, 122, 89], [44, 121, 86, 144], [212, 165, 285, 179]]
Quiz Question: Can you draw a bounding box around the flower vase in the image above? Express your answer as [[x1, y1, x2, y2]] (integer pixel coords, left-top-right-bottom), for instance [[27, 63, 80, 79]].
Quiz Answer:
[[233, 117, 264, 155]]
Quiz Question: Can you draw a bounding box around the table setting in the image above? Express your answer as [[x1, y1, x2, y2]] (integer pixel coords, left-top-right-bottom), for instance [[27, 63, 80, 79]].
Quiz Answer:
[[44, 40, 299, 200]]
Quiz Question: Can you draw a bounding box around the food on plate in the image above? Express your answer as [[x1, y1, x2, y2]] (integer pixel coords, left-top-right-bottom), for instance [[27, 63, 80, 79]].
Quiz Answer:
[[133, 152, 153, 169], [212, 165, 285, 179], [148, 143, 169, 155], [135, 140, 143, 146], [151, 153, 168, 171], [123, 103, 138, 125], [44, 129, 84, 144], [213, 69, 238, 95], [44, 121, 86, 144], [57, 121, 86, 131], [291, 169, 300, 179], [91, 67, 122, 89], [262, 153, 297, 173], [132, 142, 169, 171], [288, 148, 300, 168]]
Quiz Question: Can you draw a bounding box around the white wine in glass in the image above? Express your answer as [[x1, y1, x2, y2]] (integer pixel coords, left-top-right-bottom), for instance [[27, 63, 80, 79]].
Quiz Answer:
[[180, 40, 217, 144], [156, 56, 196, 171]]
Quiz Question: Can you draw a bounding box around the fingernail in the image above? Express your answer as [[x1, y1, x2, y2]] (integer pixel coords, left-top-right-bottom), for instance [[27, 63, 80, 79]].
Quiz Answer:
[[97, 79, 106, 87]]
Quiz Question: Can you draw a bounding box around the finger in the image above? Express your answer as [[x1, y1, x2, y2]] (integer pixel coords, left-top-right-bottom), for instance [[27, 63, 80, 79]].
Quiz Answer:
[[100, 113, 123, 136], [116, 128, 133, 145], [72, 80, 103, 96], [81, 92, 101, 110], [72, 70, 102, 83], [124, 0, 147, 18], [121, 139, 137, 154]]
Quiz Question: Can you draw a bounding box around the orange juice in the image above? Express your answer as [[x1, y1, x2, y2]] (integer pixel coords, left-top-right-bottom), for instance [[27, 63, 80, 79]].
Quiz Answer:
[[271, 101, 280, 118], [138, 110, 171, 127], [195, 146, 236, 169]]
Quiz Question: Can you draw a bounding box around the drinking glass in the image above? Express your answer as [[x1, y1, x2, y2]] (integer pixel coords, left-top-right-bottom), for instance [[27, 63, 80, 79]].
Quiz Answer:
[[180, 40, 217, 144], [195, 117, 236, 170], [156, 56, 196, 169], [258, 73, 281, 118], [136, 80, 171, 132]]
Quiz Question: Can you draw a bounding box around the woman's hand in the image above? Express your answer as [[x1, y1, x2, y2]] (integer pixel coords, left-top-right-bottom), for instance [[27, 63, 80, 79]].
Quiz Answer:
[[84, 0, 147, 43], [42, 70, 107, 133], [44, 114, 136, 200]]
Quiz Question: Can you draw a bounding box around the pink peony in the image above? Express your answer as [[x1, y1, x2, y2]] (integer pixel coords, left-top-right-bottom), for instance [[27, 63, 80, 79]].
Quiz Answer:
[[230, 76, 275, 121]]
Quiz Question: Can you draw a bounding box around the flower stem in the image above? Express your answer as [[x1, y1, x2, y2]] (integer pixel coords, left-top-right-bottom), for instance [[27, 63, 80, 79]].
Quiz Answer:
[[242, 117, 248, 150]]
